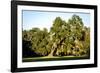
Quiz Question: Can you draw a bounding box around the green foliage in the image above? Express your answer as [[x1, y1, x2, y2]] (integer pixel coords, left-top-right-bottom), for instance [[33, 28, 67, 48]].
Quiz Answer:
[[23, 15, 90, 58]]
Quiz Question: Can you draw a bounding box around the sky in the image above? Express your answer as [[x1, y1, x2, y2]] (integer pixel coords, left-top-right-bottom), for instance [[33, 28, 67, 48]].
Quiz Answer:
[[22, 10, 90, 31]]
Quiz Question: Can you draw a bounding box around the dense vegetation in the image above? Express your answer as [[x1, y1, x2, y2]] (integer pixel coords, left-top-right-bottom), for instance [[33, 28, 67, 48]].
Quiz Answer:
[[22, 15, 90, 58]]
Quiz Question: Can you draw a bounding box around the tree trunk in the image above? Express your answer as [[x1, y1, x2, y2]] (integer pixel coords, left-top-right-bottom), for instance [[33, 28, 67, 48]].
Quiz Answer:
[[47, 37, 66, 57], [48, 48, 55, 57], [48, 42, 57, 57]]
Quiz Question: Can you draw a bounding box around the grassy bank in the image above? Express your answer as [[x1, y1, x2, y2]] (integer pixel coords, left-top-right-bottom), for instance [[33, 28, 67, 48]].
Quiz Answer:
[[23, 55, 89, 62]]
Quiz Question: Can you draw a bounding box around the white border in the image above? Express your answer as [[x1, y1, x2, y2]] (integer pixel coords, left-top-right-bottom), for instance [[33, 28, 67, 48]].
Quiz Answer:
[[17, 5, 94, 68]]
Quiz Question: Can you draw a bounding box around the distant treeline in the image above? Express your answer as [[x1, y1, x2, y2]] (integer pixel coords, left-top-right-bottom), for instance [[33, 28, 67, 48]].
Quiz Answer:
[[22, 15, 90, 58]]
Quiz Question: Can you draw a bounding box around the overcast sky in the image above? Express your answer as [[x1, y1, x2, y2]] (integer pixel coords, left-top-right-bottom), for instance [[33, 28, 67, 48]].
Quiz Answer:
[[22, 10, 90, 31]]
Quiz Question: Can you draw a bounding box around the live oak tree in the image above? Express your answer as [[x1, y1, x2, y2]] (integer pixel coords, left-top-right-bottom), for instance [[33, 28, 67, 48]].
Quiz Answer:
[[22, 15, 90, 58]]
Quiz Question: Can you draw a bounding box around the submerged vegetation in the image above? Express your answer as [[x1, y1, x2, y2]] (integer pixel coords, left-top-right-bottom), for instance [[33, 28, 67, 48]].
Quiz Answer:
[[22, 15, 90, 61]]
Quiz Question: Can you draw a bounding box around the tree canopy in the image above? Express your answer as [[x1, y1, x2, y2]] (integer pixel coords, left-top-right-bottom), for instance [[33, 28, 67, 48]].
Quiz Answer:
[[22, 15, 90, 58]]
